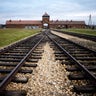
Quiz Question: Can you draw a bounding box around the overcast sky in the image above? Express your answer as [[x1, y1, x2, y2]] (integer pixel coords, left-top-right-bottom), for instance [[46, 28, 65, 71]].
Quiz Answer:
[[0, 0, 96, 24]]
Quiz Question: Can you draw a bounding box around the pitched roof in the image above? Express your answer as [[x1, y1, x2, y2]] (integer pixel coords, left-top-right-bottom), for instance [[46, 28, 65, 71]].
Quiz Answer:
[[50, 20, 85, 25], [6, 20, 85, 25], [6, 20, 42, 25], [42, 12, 50, 17]]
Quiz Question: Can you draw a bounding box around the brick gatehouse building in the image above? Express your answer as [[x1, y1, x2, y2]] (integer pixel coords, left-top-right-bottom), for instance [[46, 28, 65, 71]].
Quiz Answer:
[[6, 13, 85, 29]]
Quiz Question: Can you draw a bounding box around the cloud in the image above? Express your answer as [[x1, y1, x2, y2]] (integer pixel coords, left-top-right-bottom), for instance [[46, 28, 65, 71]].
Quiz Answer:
[[0, 0, 96, 24]]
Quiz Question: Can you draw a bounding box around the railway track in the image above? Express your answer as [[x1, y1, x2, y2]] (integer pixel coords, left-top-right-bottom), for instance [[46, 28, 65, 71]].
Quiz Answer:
[[53, 29, 96, 42], [0, 32, 44, 95], [45, 30, 96, 95], [0, 29, 96, 95]]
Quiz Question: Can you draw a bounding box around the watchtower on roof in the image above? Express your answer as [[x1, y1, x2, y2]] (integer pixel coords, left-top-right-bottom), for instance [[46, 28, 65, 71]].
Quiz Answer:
[[42, 12, 50, 29], [42, 12, 50, 17]]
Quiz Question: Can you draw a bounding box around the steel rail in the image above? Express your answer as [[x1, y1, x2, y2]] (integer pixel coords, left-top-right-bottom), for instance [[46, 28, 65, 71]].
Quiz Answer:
[[45, 32, 96, 82], [0, 36, 44, 91]]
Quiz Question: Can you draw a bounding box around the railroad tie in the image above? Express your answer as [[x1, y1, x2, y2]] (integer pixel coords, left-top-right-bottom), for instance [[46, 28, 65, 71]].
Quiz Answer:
[[0, 76, 28, 83], [0, 69, 33, 73], [0, 63, 37, 67], [73, 85, 96, 93], [0, 90, 27, 96]]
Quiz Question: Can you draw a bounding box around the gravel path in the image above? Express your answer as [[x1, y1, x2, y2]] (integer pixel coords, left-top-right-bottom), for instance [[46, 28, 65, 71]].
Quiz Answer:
[[26, 42, 76, 96], [51, 31, 96, 51]]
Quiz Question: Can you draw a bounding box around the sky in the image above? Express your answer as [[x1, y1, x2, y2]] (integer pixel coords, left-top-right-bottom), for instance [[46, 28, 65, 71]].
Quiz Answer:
[[0, 0, 96, 24]]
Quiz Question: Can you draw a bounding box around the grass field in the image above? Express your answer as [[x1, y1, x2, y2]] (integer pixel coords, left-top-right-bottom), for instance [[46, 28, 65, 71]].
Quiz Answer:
[[0, 28, 41, 48], [61, 28, 96, 36]]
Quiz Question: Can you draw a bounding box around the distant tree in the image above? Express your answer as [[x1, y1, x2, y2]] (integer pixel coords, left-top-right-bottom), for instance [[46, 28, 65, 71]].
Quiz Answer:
[[91, 26, 95, 30]]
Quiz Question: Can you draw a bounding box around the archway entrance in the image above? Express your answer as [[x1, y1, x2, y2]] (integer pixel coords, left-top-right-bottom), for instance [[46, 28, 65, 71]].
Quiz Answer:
[[43, 23, 49, 29]]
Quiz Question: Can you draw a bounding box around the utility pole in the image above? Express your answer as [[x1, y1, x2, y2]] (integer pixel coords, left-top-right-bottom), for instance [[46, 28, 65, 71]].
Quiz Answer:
[[88, 14, 92, 28]]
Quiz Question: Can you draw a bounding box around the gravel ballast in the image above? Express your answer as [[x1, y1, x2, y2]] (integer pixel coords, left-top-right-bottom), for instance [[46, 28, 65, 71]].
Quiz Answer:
[[26, 42, 76, 96], [6, 42, 78, 96]]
